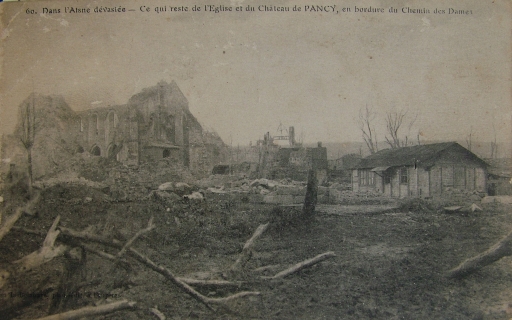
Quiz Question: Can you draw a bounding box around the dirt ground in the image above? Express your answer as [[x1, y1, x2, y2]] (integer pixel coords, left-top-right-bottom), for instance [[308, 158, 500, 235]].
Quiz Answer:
[[1, 183, 512, 319]]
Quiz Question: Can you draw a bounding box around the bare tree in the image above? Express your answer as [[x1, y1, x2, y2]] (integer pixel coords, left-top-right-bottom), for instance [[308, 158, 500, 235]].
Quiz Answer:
[[384, 109, 405, 149], [466, 126, 474, 152], [295, 129, 305, 147], [384, 109, 418, 149], [16, 94, 37, 195], [490, 123, 498, 159], [358, 105, 378, 154]]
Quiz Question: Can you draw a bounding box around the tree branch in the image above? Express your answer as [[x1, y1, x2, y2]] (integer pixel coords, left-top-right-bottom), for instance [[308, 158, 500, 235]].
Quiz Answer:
[[266, 251, 336, 279], [13, 226, 261, 312], [230, 223, 269, 273], [117, 216, 155, 258], [176, 278, 241, 287], [150, 307, 166, 320], [34, 299, 136, 320]]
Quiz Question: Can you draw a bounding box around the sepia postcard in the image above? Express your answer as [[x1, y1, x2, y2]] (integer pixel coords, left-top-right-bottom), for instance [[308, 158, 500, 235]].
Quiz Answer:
[[0, 0, 511, 319]]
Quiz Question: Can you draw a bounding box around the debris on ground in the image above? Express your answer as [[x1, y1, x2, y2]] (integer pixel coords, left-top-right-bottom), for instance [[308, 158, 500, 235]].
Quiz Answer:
[[1, 159, 511, 319]]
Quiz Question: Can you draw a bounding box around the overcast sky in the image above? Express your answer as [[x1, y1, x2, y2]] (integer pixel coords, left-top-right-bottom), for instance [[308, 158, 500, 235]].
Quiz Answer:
[[1, 0, 510, 148]]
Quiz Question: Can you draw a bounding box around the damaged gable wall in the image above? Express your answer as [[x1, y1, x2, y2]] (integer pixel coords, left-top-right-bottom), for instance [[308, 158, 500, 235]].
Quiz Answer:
[[1, 94, 81, 179]]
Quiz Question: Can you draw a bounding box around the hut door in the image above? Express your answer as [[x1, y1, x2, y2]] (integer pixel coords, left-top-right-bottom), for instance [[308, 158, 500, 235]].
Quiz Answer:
[[383, 172, 392, 196]]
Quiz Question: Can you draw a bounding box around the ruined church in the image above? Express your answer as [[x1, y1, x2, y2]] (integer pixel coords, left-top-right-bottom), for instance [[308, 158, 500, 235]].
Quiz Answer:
[[1, 81, 228, 178]]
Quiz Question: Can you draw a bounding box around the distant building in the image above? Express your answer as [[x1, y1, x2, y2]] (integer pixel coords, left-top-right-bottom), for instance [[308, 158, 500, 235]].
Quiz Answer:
[[351, 142, 488, 197], [229, 137, 328, 181], [268, 142, 328, 181], [329, 153, 362, 183], [486, 158, 512, 196]]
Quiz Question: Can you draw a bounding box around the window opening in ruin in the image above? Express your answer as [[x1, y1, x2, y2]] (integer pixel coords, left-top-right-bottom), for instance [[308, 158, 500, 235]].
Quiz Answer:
[[106, 111, 117, 142], [91, 145, 101, 156], [107, 144, 117, 160], [163, 149, 170, 158], [92, 114, 99, 135]]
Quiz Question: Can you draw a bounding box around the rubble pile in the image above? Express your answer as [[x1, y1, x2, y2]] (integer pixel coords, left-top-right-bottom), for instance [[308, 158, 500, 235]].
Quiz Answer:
[[107, 160, 196, 201], [439, 187, 486, 205], [27, 155, 489, 207], [31, 154, 197, 202], [195, 175, 395, 205], [197, 175, 306, 204]]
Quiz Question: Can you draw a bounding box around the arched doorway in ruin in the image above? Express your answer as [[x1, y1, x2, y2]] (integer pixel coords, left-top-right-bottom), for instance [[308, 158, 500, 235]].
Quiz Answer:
[[107, 143, 118, 160], [91, 145, 101, 156]]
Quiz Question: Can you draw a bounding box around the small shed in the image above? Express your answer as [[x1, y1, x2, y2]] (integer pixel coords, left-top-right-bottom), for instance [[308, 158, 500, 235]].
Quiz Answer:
[[351, 142, 488, 198]]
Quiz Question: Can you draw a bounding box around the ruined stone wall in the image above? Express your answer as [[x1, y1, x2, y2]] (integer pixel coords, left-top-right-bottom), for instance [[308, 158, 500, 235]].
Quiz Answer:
[[77, 82, 196, 166], [3, 82, 228, 179], [3, 94, 81, 179], [77, 106, 131, 159]]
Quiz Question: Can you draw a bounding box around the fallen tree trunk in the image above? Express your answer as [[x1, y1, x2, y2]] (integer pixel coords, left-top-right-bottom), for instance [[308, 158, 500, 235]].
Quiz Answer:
[[446, 230, 512, 279], [117, 216, 155, 258], [230, 223, 269, 273], [60, 227, 118, 247], [128, 247, 216, 311], [79, 242, 131, 270], [128, 247, 261, 309], [14, 226, 260, 312], [150, 307, 166, 320], [34, 299, 136, 320], [253, 264, 281, 273], [0, 208, 23, 243], [177, 278, 241, 287], [0, 191, 41, 243], [267, 251, 336, 279], [207, 291, 261, 303], [12, 226, 215, 308], [57, 227, 218, 311], [14, 215, 69, 273]]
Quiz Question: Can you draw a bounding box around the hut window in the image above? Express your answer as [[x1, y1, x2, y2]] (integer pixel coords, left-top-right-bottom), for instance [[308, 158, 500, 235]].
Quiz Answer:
[[360, 170, 367, 185], [400, 168, 408, 184]]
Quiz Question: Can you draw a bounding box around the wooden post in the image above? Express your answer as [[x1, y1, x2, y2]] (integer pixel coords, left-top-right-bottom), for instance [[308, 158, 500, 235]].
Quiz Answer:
[[398, 169, 401, 198], [303, 169, 318, 217], [407, 167, 411, 196], [428, 169, 431, 197], [415, 166, 419, 197], [440, 167, 443, 195]]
